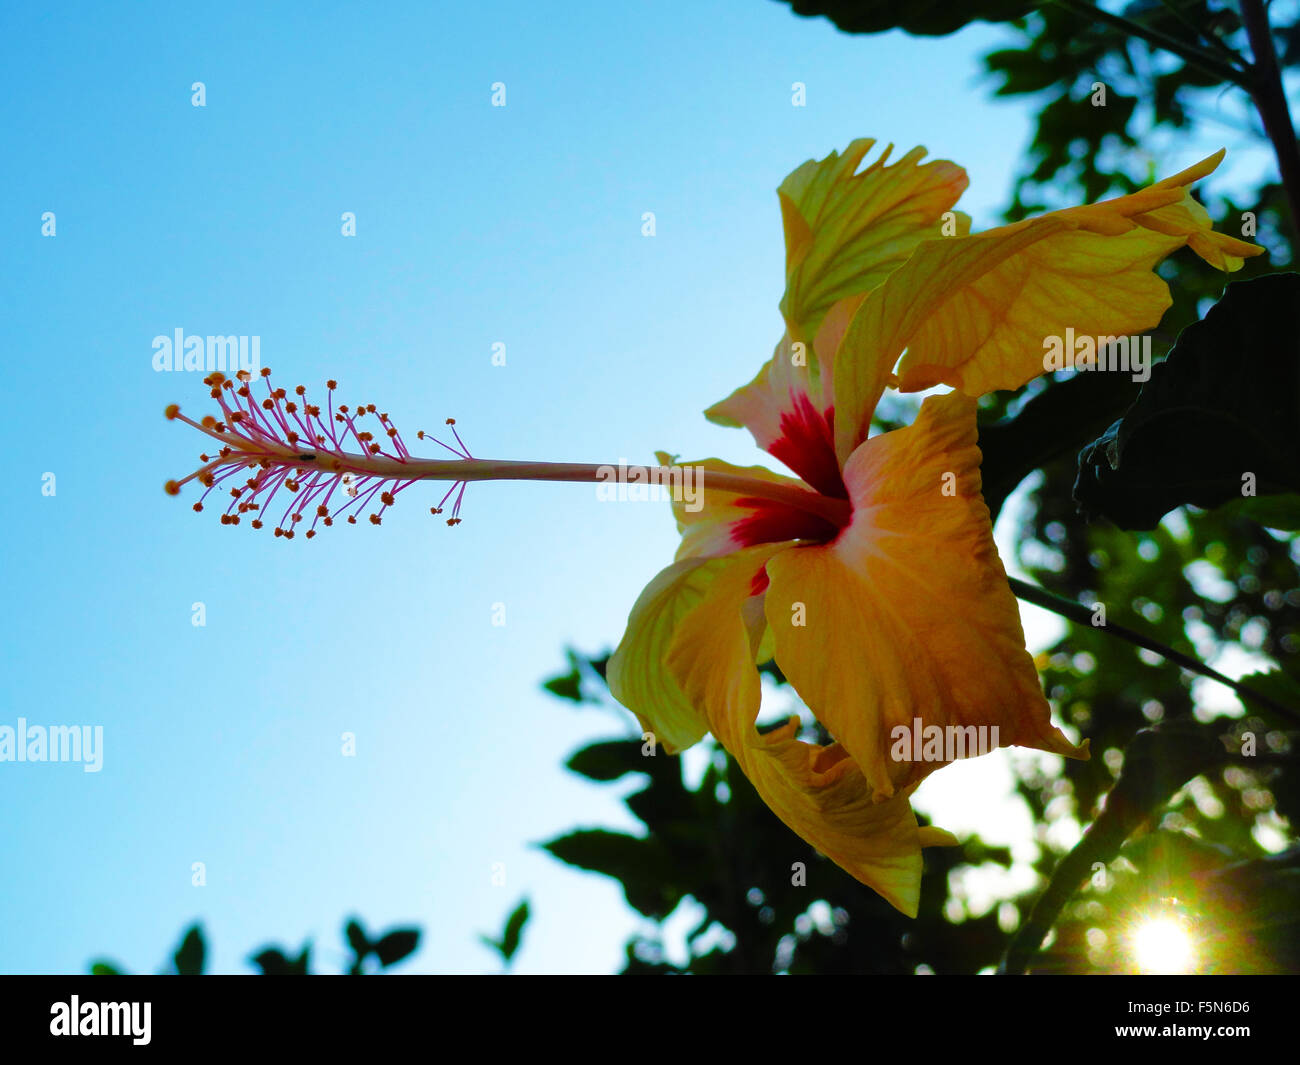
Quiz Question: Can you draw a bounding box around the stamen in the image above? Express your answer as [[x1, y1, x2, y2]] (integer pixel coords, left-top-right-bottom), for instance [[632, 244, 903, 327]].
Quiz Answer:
[[165, 372, 855, 537], [163, 370, 471, 539]]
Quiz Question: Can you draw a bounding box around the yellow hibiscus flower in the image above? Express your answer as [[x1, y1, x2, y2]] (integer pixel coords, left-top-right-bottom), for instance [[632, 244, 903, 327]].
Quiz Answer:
[[165, 138, 1261, 916], [607, 140, 1260, 915]]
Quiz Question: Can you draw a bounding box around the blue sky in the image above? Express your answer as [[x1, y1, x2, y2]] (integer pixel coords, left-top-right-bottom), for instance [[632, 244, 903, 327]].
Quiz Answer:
[[0, 0, 1275, 974]]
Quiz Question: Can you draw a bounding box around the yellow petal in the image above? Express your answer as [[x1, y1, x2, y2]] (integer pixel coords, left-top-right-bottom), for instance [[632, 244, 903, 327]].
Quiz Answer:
[[716, 720, 934, 917], [825, 151, 1263, 451], [918, 826, 961, 848], [765, 390, 1088, 800], [1053, 149, 1260, 266], [608, 539, 802, 754], [891, 217, 1175, 398], [1131, 189, 1259, 271], [661, 544, 949, 916], [780, 139, 969, 346], [606, 555, 720, 755], [711, 140, 968, 469]]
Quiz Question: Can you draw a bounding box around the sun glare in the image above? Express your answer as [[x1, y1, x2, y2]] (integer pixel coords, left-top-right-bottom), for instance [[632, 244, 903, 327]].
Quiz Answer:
[[1130, 915, 1197, 974]]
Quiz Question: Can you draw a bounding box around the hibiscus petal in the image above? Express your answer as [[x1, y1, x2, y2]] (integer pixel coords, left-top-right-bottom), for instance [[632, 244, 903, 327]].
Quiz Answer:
[[830, 151, 1263, 459], [764, 390, 1088, 801], [705, 333, 845, 496], [708, 140, 968, 477], [606, 555, 719, 755], [1129, 188, 1260, 271], [608, 539, 802, 754], [780, 139, 969, 346], [653, 452, 843, 560], [661, 544, 950, 917], [716, 720, 935, 917]]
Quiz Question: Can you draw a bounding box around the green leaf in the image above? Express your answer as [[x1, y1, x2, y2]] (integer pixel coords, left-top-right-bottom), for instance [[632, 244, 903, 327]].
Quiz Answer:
[[540, 829, 684, 920], [1233, 670, 1300, 717], [172, 924, 205, 976], [542, 672, 584, 703], [565, 739, 651, 782], [985, 47, 1063, 95], [90, 961, 123, 976], [1075, 274, 1300, 529], [250, 944, 311, 975], [779, 0, 1041, 37], [344, 917, 370, 958], [372, 928, 420, 967], [344, 918, 370, 974], [500, 899, 530, 962], [1214, 493, 1300, 531], [978, 369, 1140, 520], [541, 649, 602, 704]]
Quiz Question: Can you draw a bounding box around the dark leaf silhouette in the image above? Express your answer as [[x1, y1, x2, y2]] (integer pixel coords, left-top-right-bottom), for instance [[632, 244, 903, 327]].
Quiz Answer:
[[565, 739, 653, 782], [345, 918, 369, 959], [372, 929, 420, 968], [778, 0, 1039, 37], [480, 898, 531, 965], [250, 945, 311, 976], [1076, 274, 1300, 529], [172, 924, 205, 976], [541, 829, 685, 921]]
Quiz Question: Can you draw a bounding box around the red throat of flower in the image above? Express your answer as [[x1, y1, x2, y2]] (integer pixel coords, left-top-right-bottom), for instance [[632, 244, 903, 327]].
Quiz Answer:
[[769, 396, 847, 501]]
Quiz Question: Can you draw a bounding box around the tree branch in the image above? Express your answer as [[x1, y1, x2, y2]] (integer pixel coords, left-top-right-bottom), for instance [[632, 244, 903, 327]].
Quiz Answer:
[[1008, 577, 1300, 726], [1240, 0, 1300, 241], [1052, 0, 1252, 88]]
